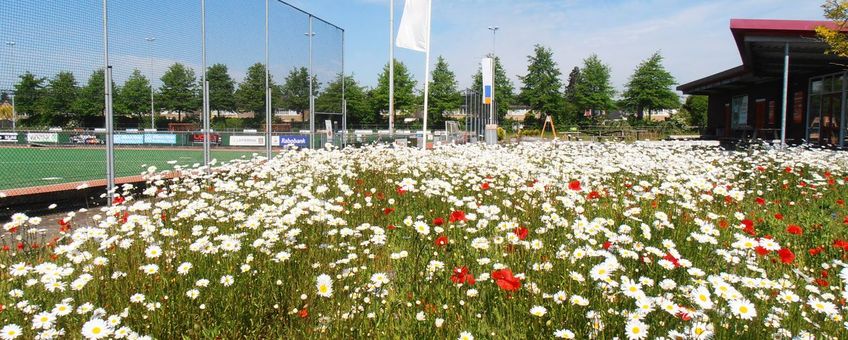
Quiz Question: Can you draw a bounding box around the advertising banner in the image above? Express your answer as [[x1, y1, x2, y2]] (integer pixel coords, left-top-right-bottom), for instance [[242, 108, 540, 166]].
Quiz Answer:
[[0, 132, 18, 143], [114, 134, 145, 144], [143, 134, 177, 145], [279, 135, 309, 148], [26, 133, 58, 143], [230, 135, 266, 146], [70, 134, 102, 144]]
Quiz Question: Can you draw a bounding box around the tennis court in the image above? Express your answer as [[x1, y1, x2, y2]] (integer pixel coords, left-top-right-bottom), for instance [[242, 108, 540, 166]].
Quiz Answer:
[[0, 147, 260, 190]]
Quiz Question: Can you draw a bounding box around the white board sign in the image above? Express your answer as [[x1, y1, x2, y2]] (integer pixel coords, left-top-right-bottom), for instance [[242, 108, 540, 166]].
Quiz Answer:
[[27, 133, 58, 143]]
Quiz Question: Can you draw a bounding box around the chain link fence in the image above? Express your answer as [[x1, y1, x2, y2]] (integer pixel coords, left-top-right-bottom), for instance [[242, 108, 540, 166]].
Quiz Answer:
[[0, 0, 345, 215]]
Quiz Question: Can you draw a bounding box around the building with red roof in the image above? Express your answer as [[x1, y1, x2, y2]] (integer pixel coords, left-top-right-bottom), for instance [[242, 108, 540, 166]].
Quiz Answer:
[[678, 19, 848, 146]]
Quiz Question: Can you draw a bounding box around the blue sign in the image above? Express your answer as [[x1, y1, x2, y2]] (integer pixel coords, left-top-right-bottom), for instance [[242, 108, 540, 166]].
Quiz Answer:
[[114, 134, 144, 144], [279, 135, 309, 148], [144, 134, 177, 144]]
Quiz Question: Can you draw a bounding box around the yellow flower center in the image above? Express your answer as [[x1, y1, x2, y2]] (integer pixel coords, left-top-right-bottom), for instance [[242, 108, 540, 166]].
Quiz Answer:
[[739, 306, 748, 313], [92, 327, 102, 334], [632, 326, 641, 334]]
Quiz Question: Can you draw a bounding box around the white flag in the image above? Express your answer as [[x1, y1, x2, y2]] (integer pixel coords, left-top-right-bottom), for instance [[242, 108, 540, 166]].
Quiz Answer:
[[395, 0, 431, 52], [481, 58, 494, 104]]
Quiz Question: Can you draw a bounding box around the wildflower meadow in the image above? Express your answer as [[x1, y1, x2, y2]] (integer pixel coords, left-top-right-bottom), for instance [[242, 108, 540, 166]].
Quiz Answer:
[[3, 142, 848, 339]]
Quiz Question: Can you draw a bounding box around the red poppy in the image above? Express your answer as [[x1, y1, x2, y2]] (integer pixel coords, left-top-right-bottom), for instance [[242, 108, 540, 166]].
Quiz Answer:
[[816, 278, 830, 287], [568, 180, 582, 191], [786, 225, 803, 235], [843, 216, 848, 225], [809, 246, 825, 256], [435, 235, 449, 247], [602, 241, 612, 250], [481, 182, 491, 190], [450, 267, 476, 285], [755, 197, 765, 206], [718, 220, 729, 229], [756, 166, 766, 172], [774, 213, 783, 220], [676, 311, 692, 321], [513, 227, 528, 240], [754, 246, 770, 256], [396, 186, 407, 195], [449, 210, 467, 223], [387, 225, 397, 231], [777, 248, 795, 264], [16, 243, 23, 250], [784, 167, 792, 173], [587, 191, 601, 200], [835, 239, 848, 251], [837, 199, 845, 206], [491, 268, 521, 291], [742, 219, 756, 236], [663, 253, 681, 268], [433, 217, 444, 226], [299, 308, 309, 318], [1, 245, 8, 251], [161, 211, 168, 222], [383, 207, 395, 215], [112, 196, 125, 205]]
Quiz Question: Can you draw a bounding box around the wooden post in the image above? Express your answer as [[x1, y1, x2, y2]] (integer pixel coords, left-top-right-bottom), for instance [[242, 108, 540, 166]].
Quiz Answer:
[[540, 115, 557, 139]]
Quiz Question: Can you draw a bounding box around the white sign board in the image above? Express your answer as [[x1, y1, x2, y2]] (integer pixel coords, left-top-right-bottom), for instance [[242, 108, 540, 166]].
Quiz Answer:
[[27, 133, 58, 143], [230, 135, 266, 146]]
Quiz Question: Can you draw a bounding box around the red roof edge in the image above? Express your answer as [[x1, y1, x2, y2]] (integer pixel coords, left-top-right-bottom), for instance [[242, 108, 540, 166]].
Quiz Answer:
[[730, 19, 842, 32]]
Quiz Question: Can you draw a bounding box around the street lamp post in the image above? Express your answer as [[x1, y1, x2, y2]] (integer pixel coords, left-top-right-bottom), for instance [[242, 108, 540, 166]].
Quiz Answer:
[[145, 37, 156, 130], [6, 41, 16, 131]]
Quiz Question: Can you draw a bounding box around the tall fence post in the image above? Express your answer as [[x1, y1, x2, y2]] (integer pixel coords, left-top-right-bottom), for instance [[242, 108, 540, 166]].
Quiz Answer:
[[308, 15, 315, 149], [201, 0, 211, 168], [265, 0, 272, 159], [102, 0, 115, 204]]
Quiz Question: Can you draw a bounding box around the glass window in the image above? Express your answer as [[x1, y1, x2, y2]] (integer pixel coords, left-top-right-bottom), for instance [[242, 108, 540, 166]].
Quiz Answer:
[[836, 75, 845, 93], [812, 80, 824, 95], [808, 94, 821, 143], [824, 77, 834, 93], [732, 95, 749, 128]]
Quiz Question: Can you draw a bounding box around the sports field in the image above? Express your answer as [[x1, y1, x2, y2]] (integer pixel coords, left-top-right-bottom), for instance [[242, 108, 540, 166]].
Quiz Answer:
[[0, 147, 261, 190]]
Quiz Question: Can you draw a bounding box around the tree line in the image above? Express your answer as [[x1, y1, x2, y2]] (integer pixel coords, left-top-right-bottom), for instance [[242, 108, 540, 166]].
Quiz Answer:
[[3, 46, 707, 129]]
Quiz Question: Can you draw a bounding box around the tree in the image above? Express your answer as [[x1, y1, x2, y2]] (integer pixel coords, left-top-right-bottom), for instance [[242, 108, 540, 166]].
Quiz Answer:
[[428, 56, 461, 127], [371, 60, 417, 116], [563, 67, 582, 123], [679, 95, 708, 127], [158, 63, 199, 121], [519, 45, 565, 126], [817, 0, 848, 57], [72, 69, 111, 127], [621, 52, 679, 120], [116, 69, 152, 122], [278, 67, 315, 119], [40, 71, 78, 126], [472, 55, 515, 124], [236, 63, 272, 117], [573, 54, 615, 120], [14, 72, 45, 124], [207, 63, 236, 118], [316, 74, 374, 125]]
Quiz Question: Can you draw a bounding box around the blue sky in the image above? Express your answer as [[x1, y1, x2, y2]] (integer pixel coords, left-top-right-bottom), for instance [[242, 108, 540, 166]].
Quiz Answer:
[[0, 0, 827, 95]]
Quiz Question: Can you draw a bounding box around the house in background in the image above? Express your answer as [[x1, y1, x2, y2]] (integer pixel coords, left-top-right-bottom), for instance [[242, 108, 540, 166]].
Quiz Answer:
[[678, 19, 848, 146]]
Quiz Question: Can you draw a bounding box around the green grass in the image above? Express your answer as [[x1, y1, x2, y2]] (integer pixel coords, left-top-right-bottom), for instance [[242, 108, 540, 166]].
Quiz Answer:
[[0, 147, 260, 190]]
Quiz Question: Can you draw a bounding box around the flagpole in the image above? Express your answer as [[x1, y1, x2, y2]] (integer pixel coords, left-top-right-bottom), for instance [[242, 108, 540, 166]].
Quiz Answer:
[[389, 0, 395, 136], [421, 0, 431, 150]]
